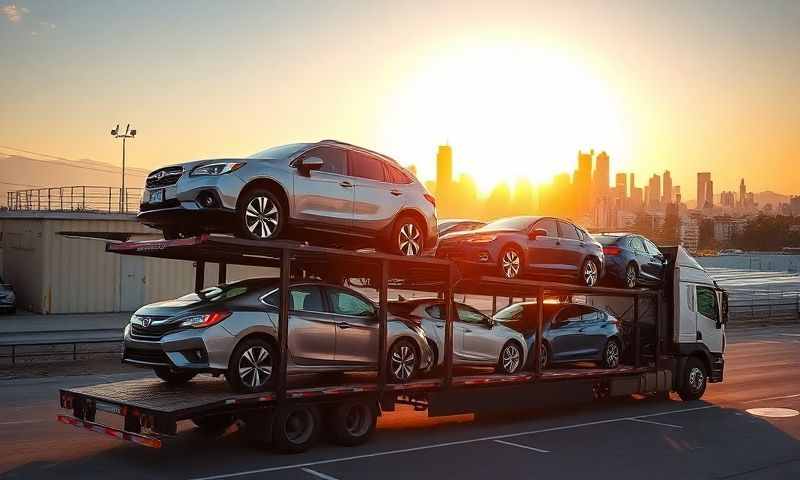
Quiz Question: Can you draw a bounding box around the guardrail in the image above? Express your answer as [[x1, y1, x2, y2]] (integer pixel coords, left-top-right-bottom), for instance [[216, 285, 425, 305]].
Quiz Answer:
[[6, 186, 143, 214]]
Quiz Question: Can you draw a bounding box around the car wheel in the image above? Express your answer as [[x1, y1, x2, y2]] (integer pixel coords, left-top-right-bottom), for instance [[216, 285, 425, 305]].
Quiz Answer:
[[238, 189, 285, 241], [327, 400, 378, 446], [226, 338, 275, 393], [388, 338, 418, 383], [153, 367, 196, 385], [539, 341, 550, 370], [580, 258, 600, 287], [499, 245, 523, 279], [678, 357, 708, 401], [390, 216, 424, 256], [625, 263, 638, 289], [601, 339, 621, 368], [497, 341, 523, 374]]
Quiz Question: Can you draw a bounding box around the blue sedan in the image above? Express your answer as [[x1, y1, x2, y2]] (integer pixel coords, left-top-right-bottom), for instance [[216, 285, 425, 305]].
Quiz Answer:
[[493, 302, 624, 370], [593, 233, 666, 288]]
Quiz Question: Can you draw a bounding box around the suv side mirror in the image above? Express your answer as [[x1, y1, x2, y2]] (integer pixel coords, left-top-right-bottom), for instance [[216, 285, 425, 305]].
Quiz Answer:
[[528, 228, 547, 240], [298, 156, 324, 175]]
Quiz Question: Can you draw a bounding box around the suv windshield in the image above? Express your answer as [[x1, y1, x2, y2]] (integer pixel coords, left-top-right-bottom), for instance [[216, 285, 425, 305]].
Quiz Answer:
[[482, 216, 536, 232], [248, 143, 310, 159]]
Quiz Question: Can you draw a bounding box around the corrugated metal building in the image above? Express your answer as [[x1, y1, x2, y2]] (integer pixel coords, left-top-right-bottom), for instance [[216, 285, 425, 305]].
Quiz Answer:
[[0, 211, 275, 314]]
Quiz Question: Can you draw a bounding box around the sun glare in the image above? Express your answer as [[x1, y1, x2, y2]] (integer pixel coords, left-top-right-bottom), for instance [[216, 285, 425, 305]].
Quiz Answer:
[[379, 43, 632, 193]]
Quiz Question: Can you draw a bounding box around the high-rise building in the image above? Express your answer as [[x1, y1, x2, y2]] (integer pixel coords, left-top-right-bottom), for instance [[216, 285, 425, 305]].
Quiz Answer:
[[436, 145, 453, 196], [673, 186, 681, 205], [662, 170, 673, 205], [630, 186, 643, 211], [574, 150, 593, 212], [721, 191, 736, 208], [615, 172, 627, 200], [739, 178, 747, 208], [648, 174, 661, 209], [697, 172, 713, 209], [594, 151, 610, 196]]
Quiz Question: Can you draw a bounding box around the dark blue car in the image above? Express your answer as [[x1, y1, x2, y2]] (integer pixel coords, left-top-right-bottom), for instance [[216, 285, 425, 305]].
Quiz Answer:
[[493, 302, 623, 370], [593, 233, 666, 288]]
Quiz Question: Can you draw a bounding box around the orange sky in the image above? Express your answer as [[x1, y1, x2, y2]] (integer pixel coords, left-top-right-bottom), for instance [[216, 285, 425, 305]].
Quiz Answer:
[[1, 1, 798, 198]]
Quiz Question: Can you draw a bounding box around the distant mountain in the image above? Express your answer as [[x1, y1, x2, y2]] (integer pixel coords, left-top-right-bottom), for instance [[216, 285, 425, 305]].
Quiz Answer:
[[754, 190, 790, 207], [0, 154, 149, 206]]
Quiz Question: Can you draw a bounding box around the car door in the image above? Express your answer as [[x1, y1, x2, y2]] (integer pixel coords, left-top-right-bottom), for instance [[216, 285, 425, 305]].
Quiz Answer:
[[457, 303, 500, 363], [695, 285, 724, 353], [556, 220, 583, 275], [325, 286, 379, 366], [575, 307, 607, 358], [628, 236, 651, 280], [263, 285, 336, 366], [641, 238, 666, 282], [426, 303, 467, 363], [349, 151, 405, 234], [292, 146, 354, 229], [547, 306, 584, 361], [526, 218, 561, 274]]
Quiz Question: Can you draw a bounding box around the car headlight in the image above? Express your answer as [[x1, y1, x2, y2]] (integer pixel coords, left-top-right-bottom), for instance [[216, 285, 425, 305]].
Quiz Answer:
[[466, 234, 497, 244], [190, 162, 245, 176], [178, 310, 231, 328]]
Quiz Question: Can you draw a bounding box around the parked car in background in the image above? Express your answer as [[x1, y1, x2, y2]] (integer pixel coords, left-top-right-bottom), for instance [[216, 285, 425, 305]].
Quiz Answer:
[[0, 276, 15, 314], [437, 219, 486, 237], [389, 298, 527, 374], [593, 233, 666, 288], [138, 139, 437, 256], [435, 216, 604, 286], [493, 301, 623, 370], [123, 278, 434, 392]]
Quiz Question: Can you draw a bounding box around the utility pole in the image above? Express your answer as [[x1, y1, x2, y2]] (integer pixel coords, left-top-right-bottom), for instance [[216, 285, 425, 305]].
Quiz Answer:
[[111, 124, 137, 213]]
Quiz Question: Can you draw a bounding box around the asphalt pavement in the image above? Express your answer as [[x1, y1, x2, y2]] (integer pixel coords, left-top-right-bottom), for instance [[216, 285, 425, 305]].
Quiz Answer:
[[1, 325, 800, 479]]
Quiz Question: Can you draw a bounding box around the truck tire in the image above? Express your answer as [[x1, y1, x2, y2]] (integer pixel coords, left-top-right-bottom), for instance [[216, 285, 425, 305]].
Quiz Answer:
[[678, 357, 708, 401], [153, 367, 196, 385], [272, 405, 321, 453], [327, 400, 377, 446]]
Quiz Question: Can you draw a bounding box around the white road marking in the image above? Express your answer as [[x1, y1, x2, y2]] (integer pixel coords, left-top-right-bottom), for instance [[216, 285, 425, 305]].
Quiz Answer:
[[780, 334, 800, 337], [494, 439, 550, 453], [188, 405, 717, 480], [629, 418, 683, 429], [301, 468, 340, 480], [0, 419, 46, 426], [743, 393, 800, 404]]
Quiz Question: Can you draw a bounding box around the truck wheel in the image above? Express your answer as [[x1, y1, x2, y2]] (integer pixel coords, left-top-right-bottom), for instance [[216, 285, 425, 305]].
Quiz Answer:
[[238, 189, 285, 241], [327, 400, 378, 446], [387, 338, 419, 383], [192, 414, 236, 435], [601, 339, 621, 368], [153, 367, 196, 385], [226, 338, 275, 393], [678, 357, 708, 401], [497, 341, 523, 374], [272, 405, 321, 453]]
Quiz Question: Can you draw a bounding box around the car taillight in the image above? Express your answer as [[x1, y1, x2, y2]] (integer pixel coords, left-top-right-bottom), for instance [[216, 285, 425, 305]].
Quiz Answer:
[[603, 246, 621, 256], [424, 193, 436, 207]]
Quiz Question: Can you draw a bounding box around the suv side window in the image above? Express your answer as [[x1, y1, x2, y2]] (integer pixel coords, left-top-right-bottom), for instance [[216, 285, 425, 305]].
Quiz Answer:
[[558, 221, 581, 240], [696, 286, 719, 321], [349, 151, 386, 181], [533, 218, 558, 237], [386, 163, 412, 184], [299, 147, 348, 175]]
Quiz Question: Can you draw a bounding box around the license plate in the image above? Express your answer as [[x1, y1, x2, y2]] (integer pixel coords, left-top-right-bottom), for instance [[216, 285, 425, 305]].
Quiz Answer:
[[148, 189, 164, 203], [95, 401, 122, 415]]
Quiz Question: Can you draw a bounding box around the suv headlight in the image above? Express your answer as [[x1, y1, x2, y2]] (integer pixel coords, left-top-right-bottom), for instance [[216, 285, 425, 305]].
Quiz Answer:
[[190, 162, 245, 176]]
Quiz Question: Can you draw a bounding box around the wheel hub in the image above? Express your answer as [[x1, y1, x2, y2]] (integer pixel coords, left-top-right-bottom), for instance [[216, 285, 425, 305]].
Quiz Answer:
[[398, 223, 421, 255], [502, 251, 520, 278], [238, 346, 272, 388], [245, 197, 279, 239], [391, 344, 415, 380], [502, 345, 520, 373], [584, 261, 598, 286]]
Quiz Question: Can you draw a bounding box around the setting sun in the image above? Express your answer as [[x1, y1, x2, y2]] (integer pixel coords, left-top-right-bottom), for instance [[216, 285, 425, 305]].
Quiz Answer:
[[379, 41, 632, 191]]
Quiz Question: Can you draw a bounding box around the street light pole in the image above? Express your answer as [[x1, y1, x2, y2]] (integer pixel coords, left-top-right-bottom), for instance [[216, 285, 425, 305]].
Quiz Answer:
[[111, 124, 136, 213]]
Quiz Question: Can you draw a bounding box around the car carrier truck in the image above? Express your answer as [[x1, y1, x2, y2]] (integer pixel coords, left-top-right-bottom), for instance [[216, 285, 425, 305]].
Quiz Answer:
[[56, 235, 727, 452]]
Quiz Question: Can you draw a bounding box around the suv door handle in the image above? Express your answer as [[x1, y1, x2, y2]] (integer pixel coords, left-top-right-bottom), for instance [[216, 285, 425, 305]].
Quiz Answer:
[[390, 189, 403, 196], [337, 322, 351, 329], [339, 181, 353, 188]]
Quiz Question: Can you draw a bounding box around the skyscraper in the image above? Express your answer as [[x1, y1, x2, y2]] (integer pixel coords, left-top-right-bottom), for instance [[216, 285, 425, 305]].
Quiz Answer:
[[594, 151, 610, 196], [648, 174, 661, 208], [697, 172, 713, 209], [739, 178, 746, 208], [662, 170, 673, 205], [436, 145, 453, 196], [574, 150, 593, 212], [615, 172, 627, 199]]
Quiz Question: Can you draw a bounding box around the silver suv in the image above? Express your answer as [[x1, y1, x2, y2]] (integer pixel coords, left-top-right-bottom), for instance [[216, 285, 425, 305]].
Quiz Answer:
[[138, 140, 437, 255]]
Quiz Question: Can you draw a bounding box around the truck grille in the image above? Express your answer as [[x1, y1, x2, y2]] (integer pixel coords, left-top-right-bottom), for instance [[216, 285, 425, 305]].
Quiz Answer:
[[124, 348, 171, 365], [145, 166, 183, 187]]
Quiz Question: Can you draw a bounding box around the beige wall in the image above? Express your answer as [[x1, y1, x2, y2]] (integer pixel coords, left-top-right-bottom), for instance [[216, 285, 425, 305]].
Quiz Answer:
[[1, 218, 45, 312]]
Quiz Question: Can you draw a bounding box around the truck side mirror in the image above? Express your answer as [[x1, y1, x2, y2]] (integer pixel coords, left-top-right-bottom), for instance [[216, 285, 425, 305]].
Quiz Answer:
[[721, 290, 729, 325]]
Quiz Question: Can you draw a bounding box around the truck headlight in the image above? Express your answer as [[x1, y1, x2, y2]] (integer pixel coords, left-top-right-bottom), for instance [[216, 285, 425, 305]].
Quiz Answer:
[[190, 162, 245, 176]]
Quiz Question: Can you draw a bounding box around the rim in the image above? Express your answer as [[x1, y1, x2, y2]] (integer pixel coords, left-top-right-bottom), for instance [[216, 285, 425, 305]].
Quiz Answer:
[[398, 223, 422, 255], [284, 409, 314, 444], [606, 341, 619, 367], [390, 343, 416, 381], [688, 366, 705, 392], [540, 344, 548, 369], [502, 250, 521, 278], [245, 196, 280, 239], [502, 344, 521, 373], [344, 405, 371, 437], [626, 265, 637, 288], [238, 346, 272, 388], [584, 260, 598, 286]]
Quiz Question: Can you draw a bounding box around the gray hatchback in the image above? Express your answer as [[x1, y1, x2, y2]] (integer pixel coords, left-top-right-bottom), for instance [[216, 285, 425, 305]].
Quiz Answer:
[[138, 140, 438, 256], [122, 278, 434, 392]]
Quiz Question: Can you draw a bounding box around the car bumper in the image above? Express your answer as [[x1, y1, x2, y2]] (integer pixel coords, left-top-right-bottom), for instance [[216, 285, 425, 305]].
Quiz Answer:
[[122, 323, 234, 372], [137, 202, 237, 231], [0, 303, 15, 311]]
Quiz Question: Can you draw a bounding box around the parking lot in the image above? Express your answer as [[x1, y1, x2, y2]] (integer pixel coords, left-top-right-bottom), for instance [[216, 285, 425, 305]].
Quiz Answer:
[[2, 324, 800, 480]]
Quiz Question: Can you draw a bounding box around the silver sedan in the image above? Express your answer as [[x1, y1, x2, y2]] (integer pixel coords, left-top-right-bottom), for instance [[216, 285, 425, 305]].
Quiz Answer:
[[389, 298, 527, 374]]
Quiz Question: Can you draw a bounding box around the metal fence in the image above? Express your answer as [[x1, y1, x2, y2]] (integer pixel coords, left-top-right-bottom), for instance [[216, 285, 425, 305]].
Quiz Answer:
[[6, 186, 143, 214], [728, 290, 800, 323]]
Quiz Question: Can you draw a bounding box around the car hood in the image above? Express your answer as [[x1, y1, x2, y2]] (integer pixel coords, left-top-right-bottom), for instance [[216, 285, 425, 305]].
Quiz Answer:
[[133, 298, 210, 318], [151, 157, 257, 173], [439, 228, 519, 242]]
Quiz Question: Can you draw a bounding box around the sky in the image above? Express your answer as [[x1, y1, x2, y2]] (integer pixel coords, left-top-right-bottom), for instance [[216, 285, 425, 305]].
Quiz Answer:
[[1, 0, 799, 199]]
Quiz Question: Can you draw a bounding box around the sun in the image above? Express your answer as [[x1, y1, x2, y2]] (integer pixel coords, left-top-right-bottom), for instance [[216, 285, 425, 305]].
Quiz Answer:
[[378, 42, 631, 193]]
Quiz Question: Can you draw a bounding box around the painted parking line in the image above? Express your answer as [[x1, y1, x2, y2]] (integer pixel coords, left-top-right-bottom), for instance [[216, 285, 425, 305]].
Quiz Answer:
[[743, 393, 800, 404], [301, 468, 340, 480], [628, 418, 683, 429], [493, 439, 550, 453], [188, 405, 717, 480], [0, 419, 47, 426]]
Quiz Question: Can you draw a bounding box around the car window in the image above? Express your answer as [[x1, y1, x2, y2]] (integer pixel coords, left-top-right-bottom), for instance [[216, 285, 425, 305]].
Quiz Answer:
[[426, 304, 443, 319], [299, 147, 347, 175], [643, 239, 662, 256], [261, 285, 324, 312], [326, 288, 375, 317], [696, 286, 719, 321], [581, 309, 604, 323], [349, 151, 386, 181], [558, 221, 581, 240], [533, 218, 557, 237], [629, 237, 647, 253], [555, 306, 580, 323], [386, 163, 412, 184], [494, 303, 523, 321], [457, 304, 489, 324]]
